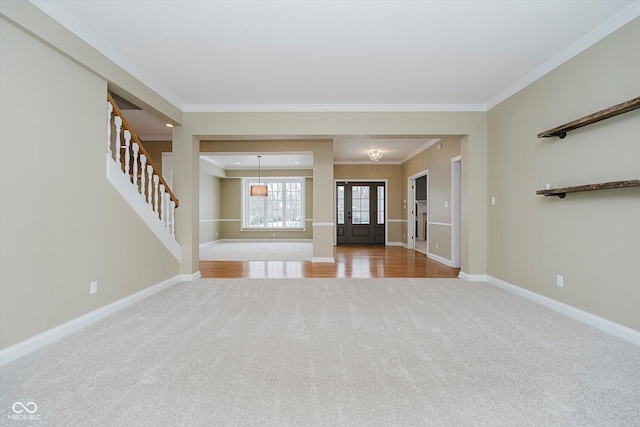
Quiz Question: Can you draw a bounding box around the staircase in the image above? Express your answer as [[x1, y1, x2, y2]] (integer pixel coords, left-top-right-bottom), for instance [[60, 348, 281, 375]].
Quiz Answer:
[[106, 93, 181, 260]]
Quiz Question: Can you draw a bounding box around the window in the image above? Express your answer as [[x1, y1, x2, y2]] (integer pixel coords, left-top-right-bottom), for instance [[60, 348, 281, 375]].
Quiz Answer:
[[337, 185, 345, 225], [377, 185, 385, 224], [243, 178, 305, 229], [351, 185, 370, 224]]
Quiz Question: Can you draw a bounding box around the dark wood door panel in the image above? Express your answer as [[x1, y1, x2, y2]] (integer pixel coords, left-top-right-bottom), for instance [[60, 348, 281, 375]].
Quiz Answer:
[[337, 182, 385, 245]]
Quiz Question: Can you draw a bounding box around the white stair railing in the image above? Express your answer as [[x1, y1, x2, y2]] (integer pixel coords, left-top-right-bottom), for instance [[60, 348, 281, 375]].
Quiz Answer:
[[106, 93, 178, 236]]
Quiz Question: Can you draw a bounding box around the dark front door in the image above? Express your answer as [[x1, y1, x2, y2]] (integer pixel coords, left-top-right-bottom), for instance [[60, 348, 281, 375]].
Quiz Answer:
[[336, 182, 385, 245]]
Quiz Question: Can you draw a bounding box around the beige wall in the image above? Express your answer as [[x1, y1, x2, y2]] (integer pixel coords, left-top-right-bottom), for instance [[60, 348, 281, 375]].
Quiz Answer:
[[199, 158, 226, 244], [217, 176, 314, 240], [428, 225, 452, 260], [334, 164, 403, 244], [0, 18, 180, 350], [402, 139, 462, 262], [173, 130, 200, 274], [0, 1, 182, 127], [199, 172, 222, 244], [143, 140, 172, 176], [487, 18, 640, 330]]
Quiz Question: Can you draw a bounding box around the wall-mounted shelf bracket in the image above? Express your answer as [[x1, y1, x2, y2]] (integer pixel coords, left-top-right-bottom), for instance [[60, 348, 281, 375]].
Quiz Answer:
[[544, 192, 566, 199], [537, 97, 640, 139]]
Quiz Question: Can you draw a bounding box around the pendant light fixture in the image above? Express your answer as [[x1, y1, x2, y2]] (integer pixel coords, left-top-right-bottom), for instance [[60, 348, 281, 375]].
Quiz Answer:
[[250, 155, 268, 196]]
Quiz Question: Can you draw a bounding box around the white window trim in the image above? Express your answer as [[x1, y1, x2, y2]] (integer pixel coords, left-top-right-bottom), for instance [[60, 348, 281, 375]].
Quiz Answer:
[[241, 177, 306, 231]]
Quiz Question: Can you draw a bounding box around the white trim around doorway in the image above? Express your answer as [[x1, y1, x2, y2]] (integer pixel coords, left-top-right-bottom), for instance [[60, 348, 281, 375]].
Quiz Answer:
[[334, 179, 389, 245], [407, 169, 429, 251], [451, 155, 462, 268]]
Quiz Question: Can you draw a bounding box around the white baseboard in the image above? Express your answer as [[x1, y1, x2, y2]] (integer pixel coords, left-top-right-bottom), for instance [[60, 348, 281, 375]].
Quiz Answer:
[[458, 271, 488, 282], [400, 242, 410, 249], [483, 275, 640, 346], [0, 275, 182, 366], [386, 241, 403, 247], [180, 271, 202, 281], [312, 257, 335, 263], [427, 252, 455, 267]]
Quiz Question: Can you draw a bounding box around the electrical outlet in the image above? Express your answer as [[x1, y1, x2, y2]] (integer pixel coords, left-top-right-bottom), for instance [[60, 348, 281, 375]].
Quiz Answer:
[[90, 281, 98, 295], [215, 232, 218, 237], [403, 234, 406, 239], [444, 201, 449, 208], [556, 275, 563, 288], [272, 233, 276, 237], [491, 196, 496, 205], [436, 242, 439, 249]]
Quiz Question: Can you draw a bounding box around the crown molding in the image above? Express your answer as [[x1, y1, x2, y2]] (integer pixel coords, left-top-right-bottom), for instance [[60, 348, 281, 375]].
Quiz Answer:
[[486, 1, 640, 110], [29, 0, 185, 111], [182, 104, 488, 113]]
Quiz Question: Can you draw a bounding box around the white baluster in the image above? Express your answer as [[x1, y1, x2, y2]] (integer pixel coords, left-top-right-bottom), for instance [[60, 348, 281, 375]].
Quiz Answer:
[[170, 200, 176, 236], [123, 130, 131, 176], [132, 143, 140, 187], [140, 154, 147, 201], [153, 175, 160, 214], [147, 165, 153, 205], [114, 116, 122, 163], [159, 184, 166, 223], [164, 192, 170, 228], [107, 102, 113, 157]]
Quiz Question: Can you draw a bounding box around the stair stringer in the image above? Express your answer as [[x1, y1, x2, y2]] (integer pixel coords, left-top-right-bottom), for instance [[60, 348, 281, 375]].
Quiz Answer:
[[106, 155, 181, 261]]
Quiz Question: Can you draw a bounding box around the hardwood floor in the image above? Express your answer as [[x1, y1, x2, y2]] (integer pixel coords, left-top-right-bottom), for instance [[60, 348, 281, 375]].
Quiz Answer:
[[200, 245, 461, 278]]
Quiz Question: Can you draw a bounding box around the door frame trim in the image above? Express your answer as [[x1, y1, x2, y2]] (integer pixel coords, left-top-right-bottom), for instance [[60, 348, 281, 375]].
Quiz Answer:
[[407, 169, 429, 251], [335, 179, 388, 245], [451, 156, 462, 268]]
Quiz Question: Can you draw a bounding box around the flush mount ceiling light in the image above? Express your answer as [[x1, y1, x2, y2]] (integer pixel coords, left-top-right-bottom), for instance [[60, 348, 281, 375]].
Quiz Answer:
[[368, 150, 383, 162], [250, 155, 268, 197]]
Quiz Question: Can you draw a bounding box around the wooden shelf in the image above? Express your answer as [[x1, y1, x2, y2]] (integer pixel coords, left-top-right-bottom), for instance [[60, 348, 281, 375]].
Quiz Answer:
[[537, 97, 640, 139], [536, 180, 640, 199]]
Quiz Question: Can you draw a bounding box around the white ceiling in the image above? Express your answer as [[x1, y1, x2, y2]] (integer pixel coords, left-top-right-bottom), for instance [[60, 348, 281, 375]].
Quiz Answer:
[[34, 0, 639, 167], [121, 110, 173, 141], [201, 153, 315, 170]]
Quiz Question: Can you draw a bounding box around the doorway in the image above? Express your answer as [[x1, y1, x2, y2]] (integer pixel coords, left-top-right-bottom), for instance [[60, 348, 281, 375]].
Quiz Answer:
[[407, 170, 429, 253], [336, 182, 385, 245], [413, 174, 428, 254]]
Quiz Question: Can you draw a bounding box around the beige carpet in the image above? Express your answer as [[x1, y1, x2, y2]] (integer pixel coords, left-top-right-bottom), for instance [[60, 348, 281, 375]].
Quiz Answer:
[[200, 241, 313, 261], [2, 278, 639, 426]]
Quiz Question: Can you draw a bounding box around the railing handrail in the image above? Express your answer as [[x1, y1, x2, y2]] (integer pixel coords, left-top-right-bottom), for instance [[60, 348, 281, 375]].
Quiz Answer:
[[107, 92, 179, 208]]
